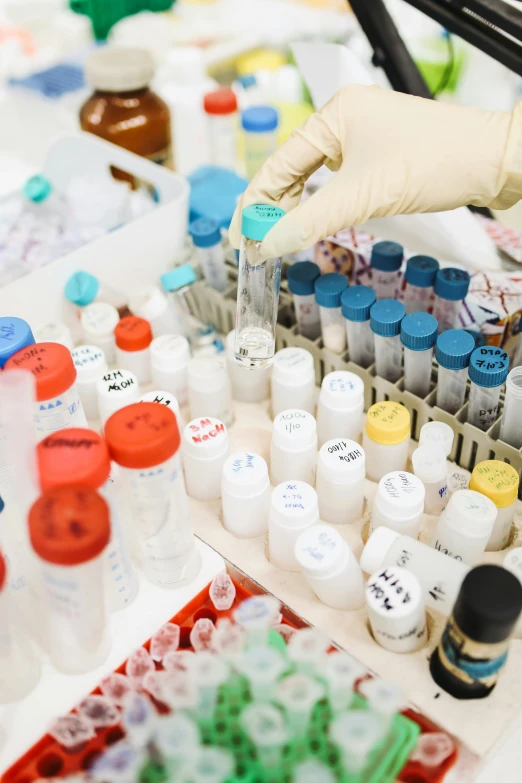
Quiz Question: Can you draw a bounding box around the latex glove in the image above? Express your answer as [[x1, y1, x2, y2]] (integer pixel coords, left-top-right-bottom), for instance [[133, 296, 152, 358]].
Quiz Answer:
[[229, 84, 522, 259]]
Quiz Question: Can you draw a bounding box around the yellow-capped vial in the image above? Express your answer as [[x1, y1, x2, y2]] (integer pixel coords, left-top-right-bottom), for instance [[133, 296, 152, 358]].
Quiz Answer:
[[363, 401, 411, 482], [469, 461, 519, 551]]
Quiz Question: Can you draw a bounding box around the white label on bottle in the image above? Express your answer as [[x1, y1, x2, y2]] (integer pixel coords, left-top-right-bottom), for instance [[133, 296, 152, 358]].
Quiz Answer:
[[272, 481, 316, 517], [72, 345, 105, 378], [367, 568, 416, 616], [275, 348, 311, 371], [321, 439, 363, 470], [379, 471, 424, 507], [187, 417, 226, 446], [296, 527, 343, 570], [100, 370, 136, 396], [325, 371, 364, 399], [273, 409, 315, 441]]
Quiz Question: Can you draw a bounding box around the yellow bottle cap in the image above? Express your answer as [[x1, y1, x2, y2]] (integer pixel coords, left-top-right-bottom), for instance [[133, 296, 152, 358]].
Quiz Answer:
[[237, 49, 287, 76], [469, 460, 519, 508], [365, 401, 411, 445]]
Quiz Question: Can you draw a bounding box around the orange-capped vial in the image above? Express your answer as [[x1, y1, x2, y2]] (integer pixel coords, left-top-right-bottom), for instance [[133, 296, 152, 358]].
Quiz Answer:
[[115, 316, 153, 385], [105, 403, 198, 588], [29, 486, 111, 673], [5, 342, 87, 441]]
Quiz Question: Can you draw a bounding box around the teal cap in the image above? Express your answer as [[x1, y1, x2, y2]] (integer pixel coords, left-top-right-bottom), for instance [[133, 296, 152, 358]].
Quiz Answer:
[[65, 271, 99, 306], [161, 264, 197, 292], [23, 175, 52, 203], [241, 204, 285, 242]]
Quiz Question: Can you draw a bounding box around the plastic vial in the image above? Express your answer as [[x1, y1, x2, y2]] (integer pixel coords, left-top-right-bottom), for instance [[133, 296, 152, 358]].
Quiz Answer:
[[240, 702, 287, 768], [269, 481, 319, 571], [402, 255, 439, 314], [235, 204, 285, 369], [340, 285, 376, 368], [316, 438, 365, 524], [401, 312, 437, 398], [435, 329, 475, 415], [71, 345, 109, 421], [431, 489, 497, 565], [203, 88, 238, 170], [97, 369, 140, 426], [0, 317, 35, 369], [315, 273, 349, 354], [419, 420, 454, 458], [271, 347, 316, 417], [37, 428, 138, 612], [316, 371, 364, 448], [330, 710, 383, 775], [411, 733, 455, 769], [469, 460, 519, 551], [182, 417, 230, 501], [130, 285, 183, 339], [270, 409, 317, 486], [468, 346, 509, 431], [6, 342, 88, 441], [370, 299, 406, 383], [221, 452, 271, 538], [241, 106, 279, 179], [430, 564, 522, 699], [225, 329, 270, 403], [35, 322, 74, 351], [287, 261, 322, 340], [140, 389, 182, 430], [370, 240, 403, 300], [190, 217, 227, 292], [363, 401, 410, 483], [160, 264, 198, 342], [370, 471, 425, 538], [295, 524, 365, 610], [115, 316, 153, 385], [64, 270, 128, 338], [432, 268, 470, 332], [150, 334, 191, 406], [80, 302, 120, 365], [105, 403, 199, 588], [360, 526, 469, 614], [500, 366, 522, 448], [366, 566, 427, 653], [411, 445, 448, 515], [188, 357, 233, 426], [29, 486, 111, 674]]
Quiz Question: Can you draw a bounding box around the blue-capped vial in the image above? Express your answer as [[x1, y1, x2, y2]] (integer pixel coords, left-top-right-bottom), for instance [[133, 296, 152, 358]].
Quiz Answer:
[[370, 299, 406, 383], [0, 317, 35, 369], [468, 345, 509, 432], [370, 241, 403, 300], [189, 217, 227, 292], [315, 273, 349, 354], [341, 285, 376, 368], [432, 268, 471, 332], [400, 312, 438, 399], [436, 329, 475, 414], [287, 261, 321, 341], [241, 106, 279, 179], [403, 255, 440, 315]]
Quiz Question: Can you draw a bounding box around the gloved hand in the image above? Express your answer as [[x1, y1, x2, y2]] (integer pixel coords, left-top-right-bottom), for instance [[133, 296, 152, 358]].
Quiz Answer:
[[229, 84, 522, 259]]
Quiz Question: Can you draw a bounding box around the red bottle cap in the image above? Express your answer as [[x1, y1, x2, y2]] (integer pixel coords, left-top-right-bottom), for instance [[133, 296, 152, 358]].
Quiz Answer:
[[29, 486, 110, 566], [38, 428, 111, 492], [5, 342, 76, 402], [203, 88, 237, 115], [115, 316, 153, 352], [0, 551, 6, 592], [105, 402, 180, 469]]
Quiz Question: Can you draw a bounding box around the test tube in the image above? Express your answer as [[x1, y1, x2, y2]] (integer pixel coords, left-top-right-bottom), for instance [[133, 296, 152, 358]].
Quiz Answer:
[[369, 471, 425, 539], [419, 420, 454, 459], [370, 299, 406, 383], [114, 316, 153, 385], [234, 646, 286, 702], [469, 460, 519, 550], [431, 489, 497, 564], [400, 312, 437, 398], [234, 204, 285, 369], [287, 261, 322, 340], [316, 371, 365, 448], [71, 345, 109, 420], [432, 268, 470, 332], [226, 329, 271, 403], [314, 273, 349, 354], [241, 703, 288, 769], [316, 438, 366, 524], [29, 486, 111, 673], [402, 255, 439, 314], [411, 445, 448, 515], [189, 217, 228, 292], [330, 710, 383, 775], [269, 481, 319, 571], [340, 285, 376, 368], [96, 369, 141, 426], [0, 316, 35, 368], [370, 240, 403, 300], [182, 417, 230, 501], [325, 652, 365, 713], [270, 410, 318, 487], [275, 673, 324, 737], [271, 347, 316, 417], [435, 329, 475, 414], [150, 335, 191, 406], [187, 651, 230, 722], [233, 595, 281, 647], [221, 452, 271, 538], [500, 367, 522, 448], [80, 302, 120, 364], [468, 346, 509, 431], [188, 357, 233, 426], [366, 566, 427, 653], [105, 402, 199, 588]]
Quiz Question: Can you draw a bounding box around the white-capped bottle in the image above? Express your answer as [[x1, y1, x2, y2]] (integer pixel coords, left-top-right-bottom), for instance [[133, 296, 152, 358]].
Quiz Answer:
[[269, 481, 319, 571], [411, 445, 448, 515], [80, 302, 120, 364], [188, 356, 233, 427], [226, 330, 271, 403], [96, 369, 140, 426], [431, 489, 497, 565], [71, 345, 108, 420], [366, 566, 427, 653], [270, 409, 317, 487], [182, 417, 229, 501], [130, 285, 183, 338], [140, 390, 183, 433], [418, 421, 454, 458], [316, 439, 365, 524], [370, 471, 425, 539], [222, 452, 271, 538], [316, 371, 365, 448], [150, 334, 191, 406], [271, 348, 316, 418]]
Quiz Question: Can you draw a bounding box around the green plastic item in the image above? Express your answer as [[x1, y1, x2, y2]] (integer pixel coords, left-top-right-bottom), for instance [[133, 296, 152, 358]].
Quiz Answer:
[[70, 0, 174, 40]]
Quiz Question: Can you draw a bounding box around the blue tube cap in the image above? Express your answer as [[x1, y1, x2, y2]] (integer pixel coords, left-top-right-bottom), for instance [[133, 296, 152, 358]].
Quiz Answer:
[[287, 261, 321, 296], [161, 264, 197, 292], [401, 312, 438, 351], [241, 105, 279, 133], [434, 267, 470, 301], [371, 241, 403, 272], [464, 328, 486, 349], [65, 271, 100, 307], [23, 174, 52, 203], [370, 299, 406, 337], [436, 329, 475, 370], [189, 217, 221, 248], [341, 285, 376, 322], [0, 317, 35, 368], [315, 273, 348, 308], [469, 346, 509, 388], [404, 255, 440, 288], [241, 204, 285, 242]]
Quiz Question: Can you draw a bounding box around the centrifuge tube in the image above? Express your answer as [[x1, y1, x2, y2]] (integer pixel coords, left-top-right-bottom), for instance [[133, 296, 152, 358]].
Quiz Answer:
[[370, 299, 406, 383], [341, 285, 376, 368], [155, 714, 200, 777], [126, 647, 155, 686], [287, 628, 329, 676], [91, 741, 144, 783], [330, 710, 383, 775], [370, 241, 403, 300], [121, 692, 158, 748], [325, 652, 365, 714], [359, 678, 405, 734], [287, 261, 322, 340], [402, 255, 439, 314], [275, 673, 324, 737], [150, 623, 180, 662], [468, 346, 509, 431], [190, 618, 215, 651], [435, 329, 474, 414], [241, 703, 288, 769], [500, 366, 522, 448], [410, 732, 455, 768], [235, 646, 286, 702], [315, 273, 349, 354], [233, 595, 281, 646], [77, 695, 120, 728], [209, 572, 236, 611], [188, 651, 230, 722], [432, 268, 470, 332], [400, 312, 438, 398]]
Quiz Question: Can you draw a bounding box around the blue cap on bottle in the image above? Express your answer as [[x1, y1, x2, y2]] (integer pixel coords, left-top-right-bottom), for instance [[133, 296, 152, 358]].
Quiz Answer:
[[469, 346, 509, 388], [23, 174, 52, 203], [241, 204, 285, 242], [241, 106, 279, 133], [400, 312, 438, 351], [404, 255, 440, 288], [161, 264, 197, 292], [434, 268, 470, 301], [65, 271, 99, 307], [315, 273, 348, 308], [189, 217, 221, 248], [436, 329, 475, 370], [287, 261, 321, 296], [371, 241, 403, 272], [341, 285, 376, 322], [0, 317, 35, 368], [464, 328, 486, 349], [370, 299, 406, 337]]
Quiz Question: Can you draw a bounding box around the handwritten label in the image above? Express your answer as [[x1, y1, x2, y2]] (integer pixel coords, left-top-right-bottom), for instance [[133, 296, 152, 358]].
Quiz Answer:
[[275, 409, 314, 438], [188, 417, 226, 445], [72, 346, 104, 369], [298, 529, 340, 568], [276, 350, 308, 369], [326, 440, 363, 464], [434, 540, 463, 561], [0, 321, 15, 342], [231, 453, 256, 473], [8, 345, 48, 375], [42, 435, 99, 450], [102, 371, 136, 393], [327, 372, 361, 396], [367, 568, 412, 613], [472, 346, 508, 372]]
